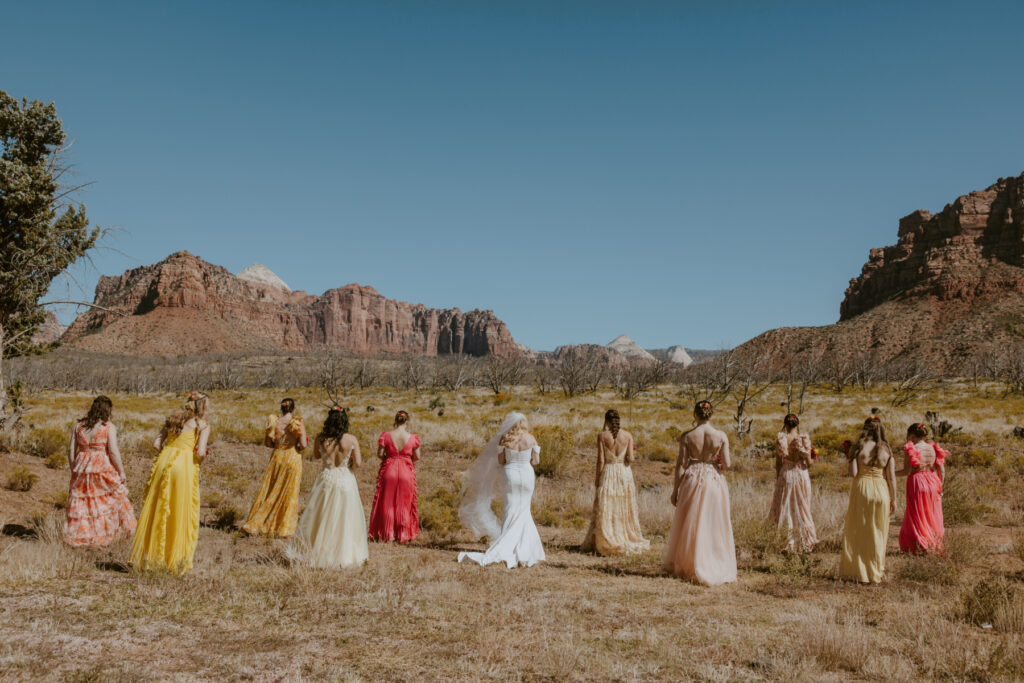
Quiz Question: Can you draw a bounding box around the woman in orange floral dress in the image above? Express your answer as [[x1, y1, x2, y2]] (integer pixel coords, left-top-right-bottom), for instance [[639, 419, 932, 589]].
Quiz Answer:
[[65, 395, 136, 547], [243, 397, 308, 537]]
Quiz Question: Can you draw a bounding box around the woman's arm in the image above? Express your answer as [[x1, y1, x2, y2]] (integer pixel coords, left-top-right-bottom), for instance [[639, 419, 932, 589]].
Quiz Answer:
[[195, 424, 211, 464], [719, 435, 732, 471], [153, 430, 165, 452], [594, 435, 605, 489], [774, 434, 785, 476], [264, 417, 276, 448], [886, 454, 897, 514], [67, 425, 78, 492], [848, 456, 858, 478], [107, 423, 127, 481], [412, 445, 421, 463], [351, 437, 362, 469], [895, 443, 910, 477], [297, 420, 308, 451], [530, 439, 540, 467], [670, 437, 688, 506]]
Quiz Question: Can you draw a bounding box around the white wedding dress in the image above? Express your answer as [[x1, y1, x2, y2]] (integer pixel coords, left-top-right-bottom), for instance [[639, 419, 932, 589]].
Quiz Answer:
[[458, 443, 546, 569]]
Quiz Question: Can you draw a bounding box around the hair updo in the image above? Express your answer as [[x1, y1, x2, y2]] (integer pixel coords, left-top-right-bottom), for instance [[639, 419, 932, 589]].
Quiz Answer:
[[81, 395, 113, 429], [394, 410, 410, 427], [280, 398, 296, 415], [604, 409, 621, 439], [162, 391, 210, 440], [694, 401, 714, 421], [907, 422, 929, 440], [783, 413, 800, 430], [321, 406, 349, 441]]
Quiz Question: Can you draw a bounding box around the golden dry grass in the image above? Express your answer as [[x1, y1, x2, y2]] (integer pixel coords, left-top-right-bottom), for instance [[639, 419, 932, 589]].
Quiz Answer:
[[1, 382, 1023, 681]]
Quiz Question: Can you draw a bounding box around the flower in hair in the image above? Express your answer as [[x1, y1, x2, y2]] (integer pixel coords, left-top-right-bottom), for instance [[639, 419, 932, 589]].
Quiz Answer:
[[871, 416, 880, 422], [188, 392, 197, 401], [331, 405, 343, 412]]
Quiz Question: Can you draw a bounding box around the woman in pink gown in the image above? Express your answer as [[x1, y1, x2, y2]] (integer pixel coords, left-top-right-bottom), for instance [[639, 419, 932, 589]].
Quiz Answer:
[[65, 396, 136, 547], [368, 410, 421, 542], [662, 401, 737, 586], [898, 423, 946, 554]]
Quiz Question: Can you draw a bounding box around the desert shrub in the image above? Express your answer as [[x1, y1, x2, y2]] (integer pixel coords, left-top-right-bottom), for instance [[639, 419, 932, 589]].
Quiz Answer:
[[44, 452, 68, 469], [943, 473, 993, 525], [533, 424, 574, 478], [492, 392, 511, 406], [419, 487, 462, 538], [26, 426, 67, 459], [811, 426, 847, 456], [5, 465, 39, 492], [210, 505, 242, 530], [733, 518, 789, 565], [959, 577, 1024, 633], [946, 447, 996, 468], [895, 530, 970, 585], [428, 396, 445, 410], [48, 490, 69, 509]]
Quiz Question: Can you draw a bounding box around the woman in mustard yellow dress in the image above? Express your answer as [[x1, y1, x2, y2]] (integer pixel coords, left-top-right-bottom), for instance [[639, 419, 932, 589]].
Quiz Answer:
[[130, 392, 211, 574], [839, 417, 897, 584], [243, 397, 308, 537]]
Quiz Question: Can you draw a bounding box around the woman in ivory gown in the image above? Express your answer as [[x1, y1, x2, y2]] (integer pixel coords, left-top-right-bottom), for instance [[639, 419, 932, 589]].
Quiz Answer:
[[582, 409, 649, 556], [897, 422, 946, 555], [768, 413, 818, 552], [287, 407, 368, 568], [839, 417, 896, 583], [662, 401, 737, 586], [458, 412, 545, 568]]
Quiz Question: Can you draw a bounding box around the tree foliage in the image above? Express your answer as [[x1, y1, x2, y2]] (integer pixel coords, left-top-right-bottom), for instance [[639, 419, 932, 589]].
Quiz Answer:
[[0, 90, 99, 423]]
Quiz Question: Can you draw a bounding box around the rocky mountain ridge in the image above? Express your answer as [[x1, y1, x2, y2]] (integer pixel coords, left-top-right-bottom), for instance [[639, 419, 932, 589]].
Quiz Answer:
[[61, 251, 518, 357]]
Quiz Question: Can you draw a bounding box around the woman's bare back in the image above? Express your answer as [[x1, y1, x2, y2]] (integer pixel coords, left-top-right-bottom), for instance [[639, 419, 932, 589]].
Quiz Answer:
[[854, 439, 892, 469], [683, 424, 729, 465], [319, 433, 359, 468]]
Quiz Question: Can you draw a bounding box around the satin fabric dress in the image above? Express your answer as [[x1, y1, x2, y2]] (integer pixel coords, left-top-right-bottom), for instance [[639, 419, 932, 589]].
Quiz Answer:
[[243, 417, 304, 538], [129, 428, 201, 573], [768, 432, 818, 552], [899, 441, 945, 554], [582, 444, 650, 556], [367, 432, 421, 542], [839, 466, 890, 583], [286, 445, 368, 568], [663, 458, 737, 586], [459, 446, 546, 568], [65, 422, 136, 547]]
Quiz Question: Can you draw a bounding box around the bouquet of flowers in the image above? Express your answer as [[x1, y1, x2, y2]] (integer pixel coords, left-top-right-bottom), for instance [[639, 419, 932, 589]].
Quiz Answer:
[[841, 440, 852, 456]]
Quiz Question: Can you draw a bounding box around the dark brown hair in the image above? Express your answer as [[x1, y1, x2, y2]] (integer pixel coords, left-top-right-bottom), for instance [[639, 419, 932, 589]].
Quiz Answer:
[[162, 392, 210, 441], [694, 401, 714, 421], [280, 398, 295, 415], [320, 406, 349, 441], [907, 422, 929, 440], [604, 409, 620, 439], [783, 413, 800, 430], [80, 395, 113, 429], [394, 410, 410, 427], [848, 417, 888, 462]]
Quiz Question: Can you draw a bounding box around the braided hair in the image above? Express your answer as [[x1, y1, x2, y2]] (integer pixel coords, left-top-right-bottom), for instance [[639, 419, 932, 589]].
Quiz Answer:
[[162, 392, 209, 440], [604, 409, 621, 440]]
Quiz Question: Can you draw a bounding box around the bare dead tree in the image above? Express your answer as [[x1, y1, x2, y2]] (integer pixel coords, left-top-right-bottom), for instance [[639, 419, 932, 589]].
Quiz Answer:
[[393, 355, 428, 391], [888, 358, 938, 407], [433, 353, 477, 392], [823, 348, 858, 394], [319, 351, 349, 406], [728, 355, 775, 439], [482, 354, 530, 394], [533, 365, 558, 395], [558, 347, 605, 397], [678, 349, 736, 407], [618, 359, 671, 401]]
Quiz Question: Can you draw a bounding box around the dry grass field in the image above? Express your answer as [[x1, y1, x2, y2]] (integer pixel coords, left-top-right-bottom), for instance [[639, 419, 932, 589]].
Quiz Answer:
[[2, 381, 1024, 681]]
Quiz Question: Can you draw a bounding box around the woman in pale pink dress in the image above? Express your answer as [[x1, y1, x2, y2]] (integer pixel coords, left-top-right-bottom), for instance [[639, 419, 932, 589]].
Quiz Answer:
[[768, 413, 817, 552], [65, 395, 136, 547], [663, 401, 737, 586]]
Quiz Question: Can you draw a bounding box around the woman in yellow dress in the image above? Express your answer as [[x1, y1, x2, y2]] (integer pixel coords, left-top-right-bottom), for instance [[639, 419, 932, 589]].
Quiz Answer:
[[839, 417, 896, 584], [242, 397, 308, 537], [582, 409, 650, 556], [130, 392, 211, 574]]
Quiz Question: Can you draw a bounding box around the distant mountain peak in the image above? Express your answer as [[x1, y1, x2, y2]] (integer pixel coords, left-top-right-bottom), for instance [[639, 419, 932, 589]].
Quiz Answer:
[[237, 263, 291, 292], [606, 334, 656, 361]]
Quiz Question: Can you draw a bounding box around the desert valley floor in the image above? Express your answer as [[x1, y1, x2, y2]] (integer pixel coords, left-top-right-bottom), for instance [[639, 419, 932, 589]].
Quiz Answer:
[[1, 383, 1023, 681]]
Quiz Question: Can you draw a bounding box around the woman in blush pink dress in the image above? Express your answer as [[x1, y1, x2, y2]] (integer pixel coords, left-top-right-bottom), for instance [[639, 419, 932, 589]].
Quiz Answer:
[[768, 413, 817, 552], [662, 401, 737, 586], [898, 422, 946, 554], [65, 396, 136, 547], [367, 410, 421, 542]]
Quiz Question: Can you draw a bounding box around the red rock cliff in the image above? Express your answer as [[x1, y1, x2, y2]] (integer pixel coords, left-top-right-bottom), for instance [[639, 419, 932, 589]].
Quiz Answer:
[[62, 251, 519, 357]]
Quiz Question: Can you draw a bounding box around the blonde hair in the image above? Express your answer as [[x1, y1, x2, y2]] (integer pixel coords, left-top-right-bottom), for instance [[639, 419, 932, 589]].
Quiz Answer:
[[499, 417, 528, 447], [162, 391, 209, 440]]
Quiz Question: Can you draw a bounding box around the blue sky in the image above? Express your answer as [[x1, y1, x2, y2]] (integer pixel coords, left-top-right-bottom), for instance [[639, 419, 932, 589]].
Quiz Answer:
[[3, 1, 1023, 350]]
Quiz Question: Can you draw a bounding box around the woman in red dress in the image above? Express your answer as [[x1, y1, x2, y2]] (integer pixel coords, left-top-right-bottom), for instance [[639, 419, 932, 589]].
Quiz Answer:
[[897, 422, 946, 554], [368, 410, 421, 542]]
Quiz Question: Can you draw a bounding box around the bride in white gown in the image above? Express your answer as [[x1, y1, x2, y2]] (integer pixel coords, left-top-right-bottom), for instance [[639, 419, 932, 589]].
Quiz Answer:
[[457, 412, 546, 568]]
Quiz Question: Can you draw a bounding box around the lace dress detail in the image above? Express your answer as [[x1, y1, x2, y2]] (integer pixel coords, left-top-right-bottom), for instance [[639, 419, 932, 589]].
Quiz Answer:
[[582, 444, 650, 556], [768, 432, 818, 552]]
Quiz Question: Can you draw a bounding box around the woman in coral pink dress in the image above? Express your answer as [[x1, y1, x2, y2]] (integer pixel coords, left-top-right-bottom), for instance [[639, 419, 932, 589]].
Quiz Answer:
[[368, 410, 421, 542], [897, 422, 946, 554], [65, 396, 136, 547]]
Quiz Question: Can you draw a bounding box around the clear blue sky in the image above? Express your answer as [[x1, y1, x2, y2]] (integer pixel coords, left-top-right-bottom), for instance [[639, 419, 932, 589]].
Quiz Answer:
[[3, 1, 1023, 351]]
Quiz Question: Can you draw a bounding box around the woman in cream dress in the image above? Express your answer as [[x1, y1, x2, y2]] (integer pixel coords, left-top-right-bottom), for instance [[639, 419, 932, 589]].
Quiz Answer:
[[768, 413, 817, 552], [582, 409, 649, 556], [839, 417, 896, 583], [287, 407, 368, 569]]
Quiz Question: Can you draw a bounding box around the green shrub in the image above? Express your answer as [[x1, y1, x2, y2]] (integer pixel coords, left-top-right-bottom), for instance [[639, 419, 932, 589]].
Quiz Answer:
[[26, 426, 67, 459], [429, 397, 445, 410], [210, 505, 242, 530], [811, 426, 848, 456], [44, 452, 68, 469], [947, 448, 995, 468], [48, 490, 69, 509], [533, 424, 574, 478], [5, 465, 38, 492], [419, 487, 462, 539]]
